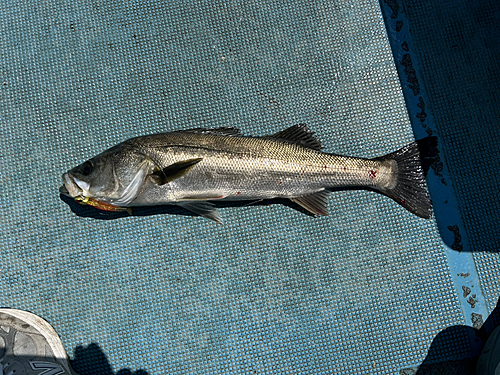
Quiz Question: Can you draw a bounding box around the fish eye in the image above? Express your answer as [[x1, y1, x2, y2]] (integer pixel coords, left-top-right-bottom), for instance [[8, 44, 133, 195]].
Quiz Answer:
[[81, 161, 94, 176]]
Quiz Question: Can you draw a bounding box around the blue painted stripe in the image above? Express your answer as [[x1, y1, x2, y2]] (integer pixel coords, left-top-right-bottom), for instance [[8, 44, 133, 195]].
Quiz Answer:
[[379, 0, 489, 355]]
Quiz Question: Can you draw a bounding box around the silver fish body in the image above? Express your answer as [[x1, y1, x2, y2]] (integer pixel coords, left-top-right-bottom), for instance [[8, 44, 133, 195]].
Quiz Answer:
[[62, 125, 433, 222]]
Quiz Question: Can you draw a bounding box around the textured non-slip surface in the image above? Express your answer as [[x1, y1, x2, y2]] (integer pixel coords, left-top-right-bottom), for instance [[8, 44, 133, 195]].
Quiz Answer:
[[401, 0, 500, 313], [0, 1, 484, 374], [401, 1, 500, 252]]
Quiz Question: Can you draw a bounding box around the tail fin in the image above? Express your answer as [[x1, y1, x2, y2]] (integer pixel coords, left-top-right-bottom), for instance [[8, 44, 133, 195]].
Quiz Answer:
[[374, 137, 437, 219]]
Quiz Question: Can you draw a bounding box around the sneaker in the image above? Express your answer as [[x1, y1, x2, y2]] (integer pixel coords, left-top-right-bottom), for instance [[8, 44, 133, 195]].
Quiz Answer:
[[477, 325, 500, 375], [0, 308, 78, 375]]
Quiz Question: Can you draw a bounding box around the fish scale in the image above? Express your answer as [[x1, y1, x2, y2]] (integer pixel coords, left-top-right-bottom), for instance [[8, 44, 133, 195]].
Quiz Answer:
[[128, 132, 389, 198], [61, 125, 434, 222]]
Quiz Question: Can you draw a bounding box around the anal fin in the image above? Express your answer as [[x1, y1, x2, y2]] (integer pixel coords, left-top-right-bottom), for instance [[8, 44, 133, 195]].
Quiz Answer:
[[177, 201, 222, 224], [291, 190, 330, 216]]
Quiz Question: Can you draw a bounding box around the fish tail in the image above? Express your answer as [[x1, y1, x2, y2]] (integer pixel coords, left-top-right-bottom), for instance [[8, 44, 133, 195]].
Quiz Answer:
[[374, 137, 437, 219]]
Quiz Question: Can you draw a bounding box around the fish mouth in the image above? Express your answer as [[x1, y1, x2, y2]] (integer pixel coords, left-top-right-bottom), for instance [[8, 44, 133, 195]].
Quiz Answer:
[[61, 173, 89, 198]]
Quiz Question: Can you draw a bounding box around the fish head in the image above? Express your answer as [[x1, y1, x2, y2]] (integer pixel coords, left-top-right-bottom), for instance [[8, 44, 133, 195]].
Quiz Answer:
[[61, 146, 155, 207]]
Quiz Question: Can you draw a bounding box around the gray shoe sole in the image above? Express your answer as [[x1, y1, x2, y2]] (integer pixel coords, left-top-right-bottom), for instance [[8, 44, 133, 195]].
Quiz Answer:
[[0, 308, 77, 375], [477, 325, 500, 375]]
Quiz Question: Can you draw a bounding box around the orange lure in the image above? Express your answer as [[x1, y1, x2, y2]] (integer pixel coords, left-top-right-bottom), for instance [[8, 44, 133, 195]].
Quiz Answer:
[[74, 196, 132, 214]]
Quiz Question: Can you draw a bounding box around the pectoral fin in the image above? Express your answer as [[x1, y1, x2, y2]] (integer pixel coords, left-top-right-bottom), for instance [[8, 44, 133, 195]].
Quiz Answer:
[[291, 190, 330, 216], [177, 201, 222, 224], [150, 158, 203, 185]]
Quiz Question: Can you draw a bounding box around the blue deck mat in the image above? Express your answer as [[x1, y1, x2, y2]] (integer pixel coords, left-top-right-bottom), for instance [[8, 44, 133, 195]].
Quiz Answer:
[[395, 0, 500, 313], [0, 1, 498, 374], [380, 1, 500, 372]]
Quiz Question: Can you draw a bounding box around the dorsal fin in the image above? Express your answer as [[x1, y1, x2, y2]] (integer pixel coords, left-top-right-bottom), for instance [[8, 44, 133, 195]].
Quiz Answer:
[[265, 124, 323, 150], [178, 127, 241, 136]]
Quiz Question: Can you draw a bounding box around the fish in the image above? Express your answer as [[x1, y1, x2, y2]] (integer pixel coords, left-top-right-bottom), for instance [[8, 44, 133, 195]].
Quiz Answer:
[[60, 124, 434, 223]]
